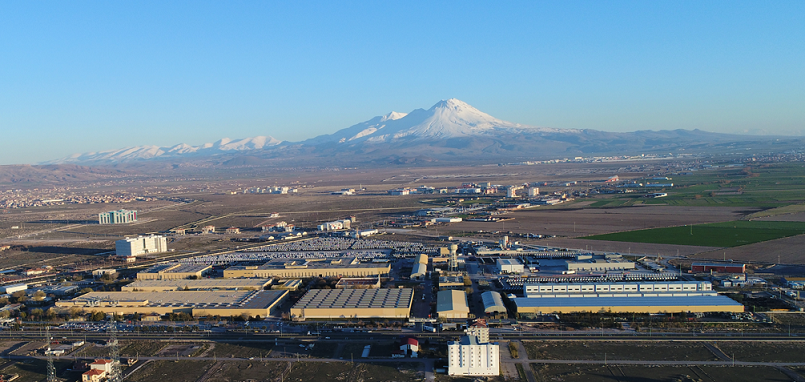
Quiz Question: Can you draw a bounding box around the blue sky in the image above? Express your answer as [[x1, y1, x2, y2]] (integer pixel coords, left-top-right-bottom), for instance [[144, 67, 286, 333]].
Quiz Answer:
[[1, 1, 803, 165]]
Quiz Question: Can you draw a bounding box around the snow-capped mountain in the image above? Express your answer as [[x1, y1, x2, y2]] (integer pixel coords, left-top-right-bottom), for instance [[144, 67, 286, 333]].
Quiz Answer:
[[305, 98, 570, 145], [44, 98, 778, 166], [47, 136, 282, 164]]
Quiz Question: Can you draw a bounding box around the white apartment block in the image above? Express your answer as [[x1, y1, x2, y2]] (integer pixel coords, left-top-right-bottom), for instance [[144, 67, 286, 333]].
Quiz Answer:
[[448, 326, 499, 376], [115, 235, 168, 257]]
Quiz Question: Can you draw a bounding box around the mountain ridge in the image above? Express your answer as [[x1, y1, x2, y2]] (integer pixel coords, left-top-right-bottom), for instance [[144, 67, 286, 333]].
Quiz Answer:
[[43, 99, 788, 166]]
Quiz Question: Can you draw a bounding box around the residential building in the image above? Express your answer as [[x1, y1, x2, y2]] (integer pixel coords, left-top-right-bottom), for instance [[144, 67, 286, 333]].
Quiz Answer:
[[98, 209, 137, 224]]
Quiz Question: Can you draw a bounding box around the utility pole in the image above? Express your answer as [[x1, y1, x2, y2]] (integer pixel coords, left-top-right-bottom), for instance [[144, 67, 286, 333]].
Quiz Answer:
[[108, 321, 122, 382], [46, 326, 56, 382]]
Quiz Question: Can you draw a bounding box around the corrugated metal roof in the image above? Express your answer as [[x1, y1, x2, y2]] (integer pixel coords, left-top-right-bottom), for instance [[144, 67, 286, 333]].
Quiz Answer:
[[437, 290, 469, 313], [513, 295, 742, 308], [481, 291, 506, 313]]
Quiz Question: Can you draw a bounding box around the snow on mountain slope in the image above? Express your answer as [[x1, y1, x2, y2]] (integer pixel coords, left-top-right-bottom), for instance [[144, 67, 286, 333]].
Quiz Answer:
[[45, 136, 283, 164], [306, 98, 573, 145]]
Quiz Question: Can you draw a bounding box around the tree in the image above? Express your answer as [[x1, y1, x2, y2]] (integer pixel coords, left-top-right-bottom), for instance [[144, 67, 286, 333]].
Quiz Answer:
[[33, 290, 47, 302]]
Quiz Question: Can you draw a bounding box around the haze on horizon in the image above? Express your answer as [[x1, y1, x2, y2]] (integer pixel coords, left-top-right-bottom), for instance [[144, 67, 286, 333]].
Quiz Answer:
[[1, 1, 803, 165]]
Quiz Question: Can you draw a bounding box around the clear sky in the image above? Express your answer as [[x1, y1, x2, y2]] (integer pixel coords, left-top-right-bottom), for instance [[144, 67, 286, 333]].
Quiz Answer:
[[1, 1, 803, 165]]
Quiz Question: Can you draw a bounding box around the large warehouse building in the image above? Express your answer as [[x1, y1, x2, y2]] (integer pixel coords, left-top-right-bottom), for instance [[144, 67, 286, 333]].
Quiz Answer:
[[224, 257, 390, 278], [437, 290, 470, 319], [513, 295, 744, 315], [290, 288, 413, 319], [137, 263, 212, 280], [515, 281, 743, 315], [122, 278, 272, 292], [115, 235, 167, 257], [692, 263, 746, 274], [56, 290, 288, 317]]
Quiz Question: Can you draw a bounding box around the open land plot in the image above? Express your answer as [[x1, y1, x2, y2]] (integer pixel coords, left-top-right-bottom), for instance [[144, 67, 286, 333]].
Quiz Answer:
[[688, 233, 805, 264], [207, 341, 275, 359], [531, 363, 793, 382], [715, 342, 805, 363], [451, 205, 756, 238], [0, 359, 80, 382], [119, 340, 168, 357], [584, 221, 805, 248], [283, 361, 354, 382], [523, 341, 719, 361], [542, 237, 716, 257], [203, 360, 288, 382], [126, 360, 213, 382]]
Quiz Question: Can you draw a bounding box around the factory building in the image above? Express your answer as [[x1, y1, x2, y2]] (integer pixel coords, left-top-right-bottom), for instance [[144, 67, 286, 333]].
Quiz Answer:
[[98, 209, 137, 225], [438, 276, 465, 290], [411, 262, 427, 280], [0, 284, 27, 294], [335, 277, 381, 289], [122, 278, 272, 292], [481, 291, 507, 317], [317, 219, 351, 231], [565, 254, 635, 272], [136, 263, 212, 280], [290, 288, 414, 319], [691, 263, 746, 274], [496, 258, 524, 274], [515, 281, 742, 315], [274, 279, 302, 291], [524, 281, 713, 298], [448, 324, 499, 376], [115, 235, 167, 258], [56, 290, 288, 317], [411, 254, 428, 280], [437, 290, 469, 319], [513, 295, 744, 315], [224, 257, 390, 279]]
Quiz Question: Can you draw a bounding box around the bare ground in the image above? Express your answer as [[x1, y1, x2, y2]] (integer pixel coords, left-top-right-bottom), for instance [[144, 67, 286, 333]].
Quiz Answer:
[[456, 205, 757, 237], [691, 233, 805, 264], [541, 238, 719, 257]]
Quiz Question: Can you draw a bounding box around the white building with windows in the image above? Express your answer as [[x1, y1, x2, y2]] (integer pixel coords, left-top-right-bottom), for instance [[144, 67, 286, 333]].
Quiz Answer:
[[98, 209, 137, 224], [115, 235, 167, 257], [448, 326, 499, 376]]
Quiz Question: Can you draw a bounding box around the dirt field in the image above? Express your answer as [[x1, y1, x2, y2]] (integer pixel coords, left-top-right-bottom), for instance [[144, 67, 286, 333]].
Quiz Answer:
[[126, 360, 213, 382], [542, 237, 717, 257], [531, 363, 793, 382], [690, 234, 805, 264], [714, 342, 805, 363], [757, 211, 805, 222], [523, 341, 718, 361], [454, 205, 757, 238]]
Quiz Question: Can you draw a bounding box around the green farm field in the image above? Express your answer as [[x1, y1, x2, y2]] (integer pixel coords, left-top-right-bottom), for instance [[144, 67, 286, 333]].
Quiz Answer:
[[584, 220, 805, 247], [596, 163, 805, 209]]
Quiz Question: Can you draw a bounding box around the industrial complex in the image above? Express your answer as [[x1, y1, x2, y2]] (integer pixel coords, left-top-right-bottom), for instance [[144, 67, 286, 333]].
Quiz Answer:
[[56, 290, 288, 317], [224, 257, 391, 278], [290, 288, 414, 319]]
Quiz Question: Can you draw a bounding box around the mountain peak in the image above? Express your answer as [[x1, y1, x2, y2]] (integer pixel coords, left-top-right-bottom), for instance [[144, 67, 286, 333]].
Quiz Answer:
[[381, 111, 407, 122], [430, 98, 474, 111]]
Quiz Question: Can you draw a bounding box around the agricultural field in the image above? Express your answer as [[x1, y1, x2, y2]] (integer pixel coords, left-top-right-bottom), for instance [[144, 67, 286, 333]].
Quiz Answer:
[[584, 221, 805, 248], [523, 341, 718, 361], [530, 363, 793, 382], [637, 163, 805, 208]]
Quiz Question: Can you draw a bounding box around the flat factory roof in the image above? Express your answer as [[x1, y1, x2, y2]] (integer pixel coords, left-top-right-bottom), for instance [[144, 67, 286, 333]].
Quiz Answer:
[[293, 288, 414, 310], [124, 278, 272, 290], [437, 290, 469, 313], [61, 290, 287, 310], [513, 295, 743, 310]]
